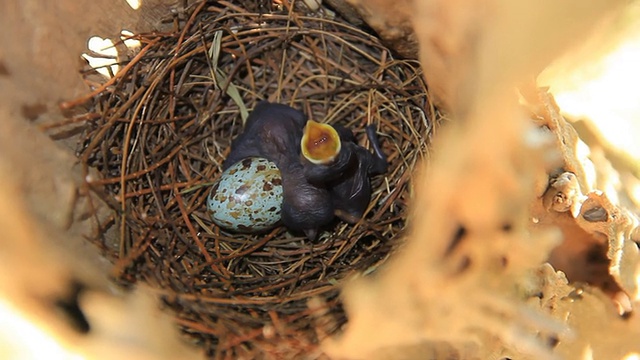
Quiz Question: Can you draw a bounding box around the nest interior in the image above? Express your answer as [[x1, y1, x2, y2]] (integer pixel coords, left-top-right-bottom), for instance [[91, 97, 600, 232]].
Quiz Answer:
[[53, 0, 435, 357]]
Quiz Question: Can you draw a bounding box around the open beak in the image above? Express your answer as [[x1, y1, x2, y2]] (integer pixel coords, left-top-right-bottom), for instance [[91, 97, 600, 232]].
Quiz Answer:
[[301, 120, 341, 165]]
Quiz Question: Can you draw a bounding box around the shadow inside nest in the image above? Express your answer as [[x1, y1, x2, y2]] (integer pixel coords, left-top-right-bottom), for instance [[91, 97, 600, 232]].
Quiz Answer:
[[54, 0, 436, 357]]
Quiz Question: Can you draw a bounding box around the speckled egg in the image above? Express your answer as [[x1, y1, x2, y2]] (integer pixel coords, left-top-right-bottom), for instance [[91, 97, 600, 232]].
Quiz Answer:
[[207, 157, 283, 232]]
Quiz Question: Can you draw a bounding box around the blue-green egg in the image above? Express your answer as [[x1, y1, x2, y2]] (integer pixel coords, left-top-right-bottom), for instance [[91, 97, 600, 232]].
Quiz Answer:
[[207, 157, 283, 232]]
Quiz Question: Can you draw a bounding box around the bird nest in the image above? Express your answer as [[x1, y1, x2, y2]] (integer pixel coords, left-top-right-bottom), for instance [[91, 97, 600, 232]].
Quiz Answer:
[[55, 0, 435, 357]]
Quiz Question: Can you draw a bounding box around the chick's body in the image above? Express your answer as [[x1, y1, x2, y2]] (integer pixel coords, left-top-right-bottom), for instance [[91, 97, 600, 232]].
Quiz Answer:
[[223, 101, 334, 239]]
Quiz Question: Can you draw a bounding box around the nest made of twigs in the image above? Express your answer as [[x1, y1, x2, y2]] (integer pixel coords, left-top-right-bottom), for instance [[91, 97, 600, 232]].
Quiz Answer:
[[52, 0, 436, 358]]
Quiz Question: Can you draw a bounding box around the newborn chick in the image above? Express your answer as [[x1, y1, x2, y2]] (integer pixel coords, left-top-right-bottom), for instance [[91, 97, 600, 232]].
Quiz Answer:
[[301, 121, 388, 223], [223, 101, 334, 239]]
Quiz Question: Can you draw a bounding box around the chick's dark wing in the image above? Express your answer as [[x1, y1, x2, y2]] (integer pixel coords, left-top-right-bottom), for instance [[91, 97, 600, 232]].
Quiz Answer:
[[249, 101, 307, 129], [223, 102, 306, 169], [256, 124, 301, 167], [223, 133, 261, 169]]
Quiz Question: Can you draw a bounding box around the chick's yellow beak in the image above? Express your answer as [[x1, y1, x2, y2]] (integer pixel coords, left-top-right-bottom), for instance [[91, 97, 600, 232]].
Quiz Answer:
[[301, 120, 341, 164]]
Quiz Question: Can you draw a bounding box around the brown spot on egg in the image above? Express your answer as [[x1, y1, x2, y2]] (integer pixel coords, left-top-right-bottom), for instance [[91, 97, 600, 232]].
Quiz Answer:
[[241, 158, 253, 169], [257, 164, 267, 171], [263, 182, 273, 191], [229, 168, 238, 175], [272, 178, 282, 186], [245, 200, 253, 206], [211, 182, 220, 193], [269, 206, 277, 212], [229, 211, 241, 219], [235, 185, 249, 195]]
